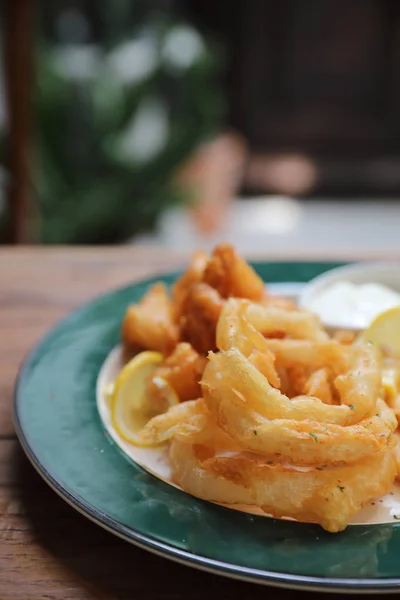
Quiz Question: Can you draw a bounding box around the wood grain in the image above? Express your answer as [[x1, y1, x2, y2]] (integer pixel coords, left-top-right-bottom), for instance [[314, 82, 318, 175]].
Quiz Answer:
[[0, 246, 390, 599], [0, 247, 183, 438]]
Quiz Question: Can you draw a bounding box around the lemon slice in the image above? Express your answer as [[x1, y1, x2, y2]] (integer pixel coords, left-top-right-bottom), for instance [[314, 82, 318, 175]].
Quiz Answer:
[[104, 382, 115, 404], [110, 351, 179, 446], [360, 306, 400, 358]]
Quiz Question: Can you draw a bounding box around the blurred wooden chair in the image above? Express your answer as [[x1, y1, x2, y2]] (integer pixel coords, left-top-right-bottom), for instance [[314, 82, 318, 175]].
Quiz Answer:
[[3, 0, 35, 243]]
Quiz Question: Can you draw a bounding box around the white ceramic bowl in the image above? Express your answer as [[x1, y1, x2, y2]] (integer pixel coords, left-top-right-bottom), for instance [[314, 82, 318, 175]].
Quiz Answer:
[[298, 261, 400, 332]]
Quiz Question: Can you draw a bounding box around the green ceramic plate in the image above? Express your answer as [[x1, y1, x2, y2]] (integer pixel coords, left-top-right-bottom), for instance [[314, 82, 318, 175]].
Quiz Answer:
[[14, 262, 400, 594]]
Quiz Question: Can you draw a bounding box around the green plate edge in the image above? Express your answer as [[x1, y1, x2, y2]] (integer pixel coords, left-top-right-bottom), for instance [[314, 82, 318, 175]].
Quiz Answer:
[[13, 261, 400, 593]]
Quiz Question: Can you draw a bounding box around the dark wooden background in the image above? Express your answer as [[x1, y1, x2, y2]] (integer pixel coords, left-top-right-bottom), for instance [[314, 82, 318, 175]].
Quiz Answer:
[[183, 0, 400, 196]]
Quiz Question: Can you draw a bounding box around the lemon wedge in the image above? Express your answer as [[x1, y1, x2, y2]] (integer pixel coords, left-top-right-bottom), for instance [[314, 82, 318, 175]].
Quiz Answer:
[[382, 367, 400, 407], [360, 306, 400, 358], [110, 351, 179, 446]]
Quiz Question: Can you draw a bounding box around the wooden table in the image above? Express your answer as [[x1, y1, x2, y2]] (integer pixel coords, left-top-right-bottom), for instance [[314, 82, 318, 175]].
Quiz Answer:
[[1, 247, 395, 600]]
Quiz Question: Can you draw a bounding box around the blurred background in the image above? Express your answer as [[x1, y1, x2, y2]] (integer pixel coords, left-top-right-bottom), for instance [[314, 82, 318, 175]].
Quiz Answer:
[[2, 0, 400, 252]]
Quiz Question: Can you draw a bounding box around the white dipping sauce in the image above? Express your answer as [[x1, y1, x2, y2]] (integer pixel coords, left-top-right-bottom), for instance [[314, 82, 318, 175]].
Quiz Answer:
[[308, 281, 400, 329]]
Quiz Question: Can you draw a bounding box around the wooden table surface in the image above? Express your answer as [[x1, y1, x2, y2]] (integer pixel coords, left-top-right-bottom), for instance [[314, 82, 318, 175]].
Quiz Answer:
[[1, 246, 398, 600]]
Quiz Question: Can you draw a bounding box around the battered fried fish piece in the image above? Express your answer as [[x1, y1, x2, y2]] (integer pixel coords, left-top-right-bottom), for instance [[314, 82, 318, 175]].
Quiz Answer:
[[122, 283, 179, 353], [203, 243, 265, 301], [148, 342, 207, 402], [172, 250, 208, 321], [179, 283, 224, 354]]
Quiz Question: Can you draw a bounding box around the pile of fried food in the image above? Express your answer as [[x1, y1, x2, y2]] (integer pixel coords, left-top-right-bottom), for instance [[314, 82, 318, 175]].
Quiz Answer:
[[121, 244, 400, 532]]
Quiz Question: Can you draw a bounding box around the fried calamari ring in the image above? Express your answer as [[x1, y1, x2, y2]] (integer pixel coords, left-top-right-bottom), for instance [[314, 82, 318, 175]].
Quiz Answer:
[[217, 300, 379, 422], [204, 389, 395, 466], [304, 368, 334, 405], [334, 342, 382, 421], [264, 339, 348, 374], [170, 437, 397, 533], [244, 302, 329, 341], [216, 299, 280, 387], [204, 348, 378, 426], [202, 350, 396, 465]]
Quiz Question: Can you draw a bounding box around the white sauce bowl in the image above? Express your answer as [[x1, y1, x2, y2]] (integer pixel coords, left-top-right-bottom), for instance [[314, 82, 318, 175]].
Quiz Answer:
[[298, 261, 400, 332]]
